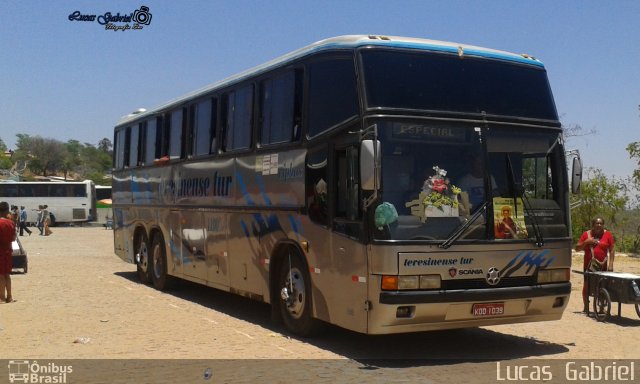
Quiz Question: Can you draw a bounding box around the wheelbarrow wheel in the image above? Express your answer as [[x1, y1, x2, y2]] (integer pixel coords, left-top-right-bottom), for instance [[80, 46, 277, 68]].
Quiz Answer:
[[593, 287, 611, 322]]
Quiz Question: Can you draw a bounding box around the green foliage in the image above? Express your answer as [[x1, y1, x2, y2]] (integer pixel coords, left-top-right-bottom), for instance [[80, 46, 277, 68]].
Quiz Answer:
[[0, 137, 7, 152], [570, 168, 627, 243], [9, 134, 112, 182], [0, 156, 12, 170], [627, 141, 640, 184]]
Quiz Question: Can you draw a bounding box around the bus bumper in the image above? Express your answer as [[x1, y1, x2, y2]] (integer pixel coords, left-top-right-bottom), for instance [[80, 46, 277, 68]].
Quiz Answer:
[[369, 283, 570, 334]]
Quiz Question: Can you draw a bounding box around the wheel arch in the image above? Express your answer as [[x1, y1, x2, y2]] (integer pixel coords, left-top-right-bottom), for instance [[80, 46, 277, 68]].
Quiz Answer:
[[133, 225, 148, 249], [269, 240, 309, 305]]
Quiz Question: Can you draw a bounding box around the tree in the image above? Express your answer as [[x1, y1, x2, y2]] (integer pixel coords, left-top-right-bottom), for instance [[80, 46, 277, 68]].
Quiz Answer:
[[98, 137, 113, 154], [62, 140, 83, 180], [570, 168, 627, 242], [0, 137, 7, 152], [626, 141, 640, 186], [562, 123, 595, 139], [13, 135, 68, 177]]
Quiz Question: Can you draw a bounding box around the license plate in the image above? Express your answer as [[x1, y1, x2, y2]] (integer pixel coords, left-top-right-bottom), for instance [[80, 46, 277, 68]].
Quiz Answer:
[[472, 302, 505, 317]]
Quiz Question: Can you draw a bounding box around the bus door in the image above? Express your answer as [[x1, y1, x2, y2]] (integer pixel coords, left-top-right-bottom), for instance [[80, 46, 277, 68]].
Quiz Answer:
[[331, 145, 369, 333], [171, 210, 207, 282]]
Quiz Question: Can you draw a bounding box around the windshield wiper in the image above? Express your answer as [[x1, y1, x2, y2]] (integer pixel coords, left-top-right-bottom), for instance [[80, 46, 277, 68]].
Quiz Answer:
[[506, 154, 544, 247], [440, 201, 488, 249]]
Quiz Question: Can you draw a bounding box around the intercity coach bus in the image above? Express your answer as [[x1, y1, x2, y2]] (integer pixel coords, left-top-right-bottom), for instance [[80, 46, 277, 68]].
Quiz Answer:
[[112, 35, 582, 336], [0, 180, 96, 225]]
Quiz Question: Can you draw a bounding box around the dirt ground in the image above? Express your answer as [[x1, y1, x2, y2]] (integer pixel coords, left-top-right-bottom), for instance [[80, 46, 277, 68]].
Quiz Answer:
[[1, 227, 639, 383]]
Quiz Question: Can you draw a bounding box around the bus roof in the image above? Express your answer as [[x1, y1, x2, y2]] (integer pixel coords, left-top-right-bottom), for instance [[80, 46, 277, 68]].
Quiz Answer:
[[117, 35, 545, 126]]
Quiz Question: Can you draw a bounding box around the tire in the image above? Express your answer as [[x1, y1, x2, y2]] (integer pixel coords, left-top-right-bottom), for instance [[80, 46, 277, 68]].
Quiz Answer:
[[278, 252, 319, 337], [593, 287, 611, 322], [635, 303, 640, 318], [150, 233, 173, 291], [23, 260, 28, 274], [135, 232, 151, 284]]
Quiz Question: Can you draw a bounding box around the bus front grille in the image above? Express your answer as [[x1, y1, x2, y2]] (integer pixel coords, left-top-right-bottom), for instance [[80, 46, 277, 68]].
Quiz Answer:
[[441, 276, 537, 290]]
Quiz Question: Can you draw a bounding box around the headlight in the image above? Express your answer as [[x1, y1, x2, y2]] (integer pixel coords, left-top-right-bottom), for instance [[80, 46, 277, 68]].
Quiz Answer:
[[419, 275, 441, 289], [381, 274, 441, 290], [537, 268, 570, 284], [398, 276, 419, 290]]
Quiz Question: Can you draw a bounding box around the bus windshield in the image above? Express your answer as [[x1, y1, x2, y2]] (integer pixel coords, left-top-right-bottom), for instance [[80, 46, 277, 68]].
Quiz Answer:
[[361, 49, 558, 121], [371, 120, 568, 242]]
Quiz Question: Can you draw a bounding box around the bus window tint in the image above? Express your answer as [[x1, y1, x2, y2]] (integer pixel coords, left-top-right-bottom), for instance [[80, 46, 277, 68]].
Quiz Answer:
[[115, 129, 126, 169], [361, 50, 557, 121], [307, 57, 358, 137], [145, 118, 157, 164], [169, 109, 182, 159], [224, 85, 253, 151], [260, 71, 295, 145], [129, 124, 139, 167], [194, 98, 214, 156], [137, 121, 146, 166]]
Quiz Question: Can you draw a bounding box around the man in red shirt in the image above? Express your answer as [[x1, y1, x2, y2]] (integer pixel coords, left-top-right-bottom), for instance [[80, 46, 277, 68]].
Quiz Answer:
[[575, 217, 616, 313], [0, 201, 17, 303]]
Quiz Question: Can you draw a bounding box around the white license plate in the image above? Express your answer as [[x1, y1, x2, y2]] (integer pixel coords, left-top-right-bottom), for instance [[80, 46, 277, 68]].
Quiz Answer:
[[472, 302, 505, 317]]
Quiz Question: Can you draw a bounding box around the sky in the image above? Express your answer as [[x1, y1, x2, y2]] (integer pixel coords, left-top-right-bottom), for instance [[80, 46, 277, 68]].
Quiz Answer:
[[1, 0, 639, 182]]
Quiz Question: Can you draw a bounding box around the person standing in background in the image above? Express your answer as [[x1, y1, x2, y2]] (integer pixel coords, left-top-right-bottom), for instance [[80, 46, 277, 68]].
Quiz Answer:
[[18, 206, 32, 237], [36, 205, 44, 235], [43, 204, 52, 236], [0, 201, 17, 303]]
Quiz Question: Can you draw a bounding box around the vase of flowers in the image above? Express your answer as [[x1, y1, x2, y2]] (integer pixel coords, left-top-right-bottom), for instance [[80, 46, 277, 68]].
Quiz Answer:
[[422, 166, 461, 217]]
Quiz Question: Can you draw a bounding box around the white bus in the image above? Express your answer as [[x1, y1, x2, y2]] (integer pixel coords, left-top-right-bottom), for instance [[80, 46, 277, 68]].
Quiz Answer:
[[0, 180, 96, 225], [112, 35, 582, 336]]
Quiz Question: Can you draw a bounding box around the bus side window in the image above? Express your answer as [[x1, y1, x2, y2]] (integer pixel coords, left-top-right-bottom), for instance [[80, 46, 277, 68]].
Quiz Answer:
[[137, 121, 147, 166], [114, 128, 126, 169], [169, 109, 182, 160], [307, 56, 358, 138], [129, 124, 139, 167], [259, 70, 300, 146], [193, 97, 217, 157], [222, 85, 253, 152]]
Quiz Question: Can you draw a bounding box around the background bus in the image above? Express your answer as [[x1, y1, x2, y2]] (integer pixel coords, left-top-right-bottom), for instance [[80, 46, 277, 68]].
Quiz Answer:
[[95, 185, 113, 224], [0, 180, 96, 225], [112, 35, 581, 336], [95, 185, 112, 203]]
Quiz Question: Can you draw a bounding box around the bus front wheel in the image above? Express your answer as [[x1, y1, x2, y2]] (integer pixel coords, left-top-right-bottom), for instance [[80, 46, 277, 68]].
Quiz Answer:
[[278, 252, 319, 337], [135, 232, 151, 284], [150, 234, 173, 291]]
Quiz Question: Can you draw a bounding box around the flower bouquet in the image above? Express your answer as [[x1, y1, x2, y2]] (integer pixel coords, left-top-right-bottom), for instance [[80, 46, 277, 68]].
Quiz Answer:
[[422, 166, 461, 216]]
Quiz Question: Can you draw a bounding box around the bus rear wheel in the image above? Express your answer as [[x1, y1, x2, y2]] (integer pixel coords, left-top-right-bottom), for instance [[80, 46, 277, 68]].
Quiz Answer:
[[135, 232, 151, 284], [150, 234, 173, 291], [278, 252, 319, 337]]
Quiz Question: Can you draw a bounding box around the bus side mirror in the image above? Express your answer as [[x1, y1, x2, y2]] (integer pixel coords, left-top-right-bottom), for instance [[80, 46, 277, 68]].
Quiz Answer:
[[360, 140, 380, 191], [571, 155, 582, 194]]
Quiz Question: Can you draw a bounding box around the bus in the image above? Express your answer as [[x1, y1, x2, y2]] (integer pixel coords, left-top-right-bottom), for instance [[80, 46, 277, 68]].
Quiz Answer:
[[95, 185, 112, 205], [112, 35, 582, 336], [0, 180, 96, 225]]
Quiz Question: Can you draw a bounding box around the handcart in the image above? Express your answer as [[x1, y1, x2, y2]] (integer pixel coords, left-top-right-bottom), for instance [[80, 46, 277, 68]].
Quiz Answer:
[[11, 237, 28, 274], [574, 270, 640, 321]]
